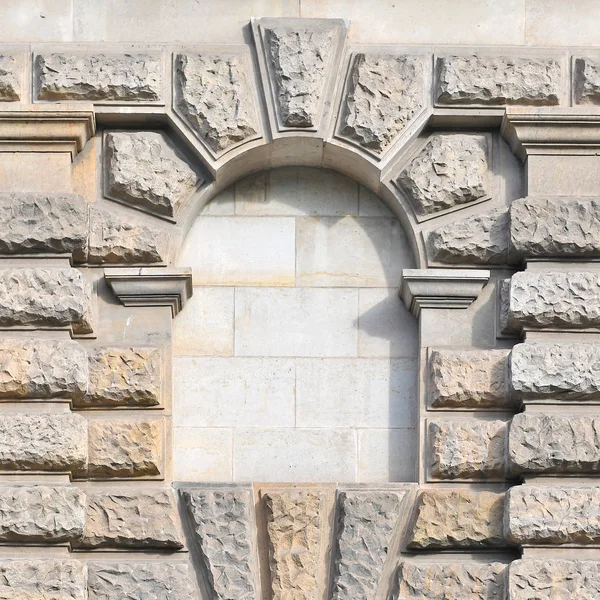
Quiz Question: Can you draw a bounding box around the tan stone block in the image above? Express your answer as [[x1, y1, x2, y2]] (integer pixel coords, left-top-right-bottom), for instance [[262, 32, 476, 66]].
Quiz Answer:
[[0, 560, 85, 599]]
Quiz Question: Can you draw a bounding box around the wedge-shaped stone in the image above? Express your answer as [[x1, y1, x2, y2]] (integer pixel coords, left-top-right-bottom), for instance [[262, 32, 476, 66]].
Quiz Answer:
[[78, 489, 183, 549], [509, 559, 600, 599], [507, 485, 600, 545], [0, 55, 21, 101], [397, 134, 490, 217], [428, 209, 509, 265], [397, 561, 506, 600], [181, 487, 256, 600], [35, 53, 162, 101], [428, 349, 511, 409], [81, 347, 161, 407], [332, 489, 407, 600], [87, 419, 163, 478], [341, 54, 426, 154], [429, 420, 507, 480], [436, 55, 561, 105], [0, 485, 85, 543], [408, 490, 505, 549], [0, 560, 85, 599], [88, 563, 195, 600], [575, 58, 600, 104], [174, 53, 258, 155], [105, 131, 199, 218]]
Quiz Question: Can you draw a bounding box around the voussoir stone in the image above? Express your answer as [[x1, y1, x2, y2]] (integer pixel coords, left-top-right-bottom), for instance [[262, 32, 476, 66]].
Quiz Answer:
[[332, 489, 408, 600], [181, 487, 256, 600], [174, 53, 259, 154], [105, 131, 199, 218], [428, 349, 511, 409], [88, 563, 195, 600], [341, 54, 426, 154], [436, 55, 561, 105], [397, 561, 506, 600], [397, 134, 490, 217], [408, 490, 505, 549], [35, 53, 162, 101], [0, 55, 21, 101], [575, 57, 600, 104]]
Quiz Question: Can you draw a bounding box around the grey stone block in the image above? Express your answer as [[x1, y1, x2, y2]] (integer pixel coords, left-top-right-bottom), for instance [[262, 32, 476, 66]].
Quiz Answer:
[[574, 57, 600, 105], [0, 55, 20, 101], [0, 560, 85, 599]]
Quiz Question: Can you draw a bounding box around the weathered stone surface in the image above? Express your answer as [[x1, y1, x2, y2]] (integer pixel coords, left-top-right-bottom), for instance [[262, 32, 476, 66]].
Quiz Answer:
[[509, 413, 600, 475], [428, 209, 509, 264], [436, 55, 561, 105], [408, 490, 505, 549], [507, 485, 600, 545], [87, 419, 162, 478], [181, 487, 256, 600], [78, 490, 182, 549], [510, 342, 600, 401], [509, 559, 600, 599], [88, 563, 195, 600], [105, 131, 198, 218], [0, 339, 87, 400], [0, 268, 86, 328], [428, 349, 511, 409], [508, 271, 600, 330], [397, 561, 506, 600], [332, 490, 407, 600], [88, 207, 167, 264], [0, 485, 85, 543], [81, 347, 161, 407], [575, 57, 600, 104], [0, 560, 85, 599], [35, 53, 162, 101], [0, 55, 20, 101], [264, 26, 333, 128], [429, 420, 507, 479], [174, 53, 258, 154], [397, 134, 490, 216], [341, 54, 426, 154], [263, 490, 322, 599]]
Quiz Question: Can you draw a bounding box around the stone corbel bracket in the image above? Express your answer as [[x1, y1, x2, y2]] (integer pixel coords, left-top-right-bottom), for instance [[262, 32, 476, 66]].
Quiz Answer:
[[104, 267, 193, 317]]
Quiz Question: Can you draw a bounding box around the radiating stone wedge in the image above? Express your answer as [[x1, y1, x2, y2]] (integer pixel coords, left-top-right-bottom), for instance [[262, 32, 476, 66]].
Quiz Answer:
[[574, 57, 600, 104], [0, 55, 21, 101]]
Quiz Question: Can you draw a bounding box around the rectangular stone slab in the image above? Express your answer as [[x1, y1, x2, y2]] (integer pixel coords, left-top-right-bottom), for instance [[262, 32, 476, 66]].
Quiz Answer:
[[0, 560, 85, 599]]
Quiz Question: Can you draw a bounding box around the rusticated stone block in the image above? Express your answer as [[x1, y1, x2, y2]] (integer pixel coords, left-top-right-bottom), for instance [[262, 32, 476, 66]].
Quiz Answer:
[[511, 342, 600, 401], [105, 131, 199, 218], [428, 209, 509, 265], [181, 487, 256, 600], [341, 54, 426, 154], [408, 490, 505, 549], [428, 349, 511, 409], [0, 485, 85, 543], [35, 53, 162, 101], [87, 419, 163, 478], [397, 134, 490, 217], [88, 563, 195, 600], [174, 53, 259, 154], [78, 489, 183, 549], [509, 559, 600, 599], [263, 490, 322, 599], [429, 420, 507, 480], [509, 413, 600, 475], [0, 560, 85, 599], [0, 55, 21, 101], [332, 490, 407, 600], [507, 485, 600, 545], [397, 561, 506, 600], [575, 57, 600, 105], [436, 55, 561, 105], [81, 347, 161, 407]]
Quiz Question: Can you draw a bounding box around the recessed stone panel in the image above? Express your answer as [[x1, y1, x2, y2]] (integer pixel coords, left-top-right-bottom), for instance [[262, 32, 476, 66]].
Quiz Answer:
[[0, 55, 21, 101], [574, 57, 600, 104], [0, 560, 85, 599]]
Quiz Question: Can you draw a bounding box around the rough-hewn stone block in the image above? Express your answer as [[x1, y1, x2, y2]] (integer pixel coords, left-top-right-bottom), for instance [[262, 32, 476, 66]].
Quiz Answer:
[[35, 53, 162, 101], [0, 560, 85, 599], [0, 55, 21, 101], [429, 420, 507, 479], [436, 55, 561, 105], [87, 419, 163, 478], [574, 57, 600, 105], [397, 134, 490, 217], [408, 490, 505, 549], [397, 561, 506, 600], [428, 349, 511, 409], [78, 489, 182, 549], [88, 562, 195, 600], [341, 54, 426, 154], [181, 487, 256, 600], [507, 485, 600, 545]]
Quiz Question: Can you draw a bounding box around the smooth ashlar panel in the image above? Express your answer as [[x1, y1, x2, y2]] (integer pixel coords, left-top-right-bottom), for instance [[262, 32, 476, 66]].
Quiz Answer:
[[173, 427, 233, 482], [357, 428, 418, 482]]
